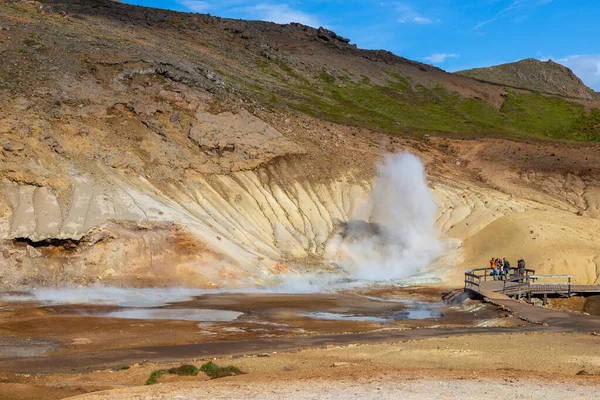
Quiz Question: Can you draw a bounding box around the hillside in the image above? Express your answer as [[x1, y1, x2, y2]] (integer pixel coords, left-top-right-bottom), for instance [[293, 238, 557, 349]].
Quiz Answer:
[[1, 0, 600, 142], [456, 58, 598, 101], [0, 0, 600, 289]]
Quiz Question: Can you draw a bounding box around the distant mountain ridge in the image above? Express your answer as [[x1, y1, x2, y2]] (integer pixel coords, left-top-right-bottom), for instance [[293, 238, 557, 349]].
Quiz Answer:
[[456, 58, 598, 100]]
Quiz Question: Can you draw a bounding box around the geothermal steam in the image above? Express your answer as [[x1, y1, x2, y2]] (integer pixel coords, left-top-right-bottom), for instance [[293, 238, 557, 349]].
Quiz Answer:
[[337, 152, 441, 280]]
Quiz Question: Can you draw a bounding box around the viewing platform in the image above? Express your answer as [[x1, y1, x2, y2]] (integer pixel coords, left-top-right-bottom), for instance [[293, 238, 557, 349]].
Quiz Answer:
[[464, 267, 600, 305]]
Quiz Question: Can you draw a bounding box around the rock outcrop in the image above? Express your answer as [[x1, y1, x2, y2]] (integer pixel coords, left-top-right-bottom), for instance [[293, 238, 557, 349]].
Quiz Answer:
[[456, 58, 598, 100]]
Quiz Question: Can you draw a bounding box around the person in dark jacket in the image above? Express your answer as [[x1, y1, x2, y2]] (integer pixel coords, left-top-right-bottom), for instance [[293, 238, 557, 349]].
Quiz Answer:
[[503, 258, 511, 279], [517, 259, 526, 276]]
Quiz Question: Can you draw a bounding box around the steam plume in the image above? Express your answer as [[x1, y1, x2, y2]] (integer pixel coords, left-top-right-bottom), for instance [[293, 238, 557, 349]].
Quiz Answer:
[[337, 152, 442, 280]]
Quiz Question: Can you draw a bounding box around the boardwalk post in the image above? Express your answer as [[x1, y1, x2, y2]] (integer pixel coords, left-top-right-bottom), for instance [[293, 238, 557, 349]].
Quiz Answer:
[[543, 293, 548, 306]]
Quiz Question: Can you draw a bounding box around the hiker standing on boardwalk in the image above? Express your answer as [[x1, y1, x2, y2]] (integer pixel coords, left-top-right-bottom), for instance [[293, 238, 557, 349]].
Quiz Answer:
[[495, 258, 504, 280], [489, 258, 498, 280], [503, 258, 511, 279], [518, 259, 526, 276]]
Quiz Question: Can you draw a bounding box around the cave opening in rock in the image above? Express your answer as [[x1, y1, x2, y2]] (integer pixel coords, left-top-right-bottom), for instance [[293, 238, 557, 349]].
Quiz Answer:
[[12, 237, 81, 250]]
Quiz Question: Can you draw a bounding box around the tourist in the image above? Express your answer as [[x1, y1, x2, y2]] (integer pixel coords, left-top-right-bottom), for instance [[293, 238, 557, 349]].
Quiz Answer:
[[491, 264, 499, 281], [518, 259, 526, 277], [495, 258, 504, 280], [503, 258, 511, 279]]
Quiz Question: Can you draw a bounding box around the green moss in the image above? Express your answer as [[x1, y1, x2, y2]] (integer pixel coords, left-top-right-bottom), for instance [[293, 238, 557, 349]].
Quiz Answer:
[[168, 364, 200, 376], [578, 109, 600, 141], [146, 364, 202, 385], [200, 361, 245, 379], [146, 369, 168, 385], [499, 92, 585, 137], [284, 78, 600, 141]]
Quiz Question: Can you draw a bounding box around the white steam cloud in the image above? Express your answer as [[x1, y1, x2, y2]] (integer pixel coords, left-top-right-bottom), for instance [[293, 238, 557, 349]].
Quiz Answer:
[[336, 152, 442, 280]]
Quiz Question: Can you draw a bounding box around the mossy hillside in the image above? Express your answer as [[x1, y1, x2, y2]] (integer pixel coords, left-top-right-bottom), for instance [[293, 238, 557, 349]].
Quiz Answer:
[[295, 75, 600, 141], [231, 61, 600, 141], [4, 2, 598, 142]]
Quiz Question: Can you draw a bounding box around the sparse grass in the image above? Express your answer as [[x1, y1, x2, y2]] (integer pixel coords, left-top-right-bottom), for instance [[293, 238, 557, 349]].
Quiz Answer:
[[118, 365, 130, 371], [200, 361, 245, 379], [318, 71, 336, 84], [276, 60, 307, 82], [256, 61, 280, 78]]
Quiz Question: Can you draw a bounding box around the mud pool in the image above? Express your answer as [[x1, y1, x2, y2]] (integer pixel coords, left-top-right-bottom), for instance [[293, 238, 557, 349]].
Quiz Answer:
[[105, 308, 244, 322], [0, 285, 527, 368]]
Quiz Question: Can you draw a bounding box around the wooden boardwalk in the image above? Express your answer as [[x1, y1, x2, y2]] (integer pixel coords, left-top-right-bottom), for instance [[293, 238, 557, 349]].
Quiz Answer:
[[503, 284, 600, 296], [464, 267, 600, 304]]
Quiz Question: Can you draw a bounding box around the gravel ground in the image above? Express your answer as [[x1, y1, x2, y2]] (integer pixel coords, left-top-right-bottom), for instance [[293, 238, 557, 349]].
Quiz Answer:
[[11, 332, 600, 400], [67, 377, 600, 400]]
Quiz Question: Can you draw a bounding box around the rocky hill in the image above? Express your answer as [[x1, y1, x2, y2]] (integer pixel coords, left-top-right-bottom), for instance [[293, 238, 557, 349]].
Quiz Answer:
[[456, 58, 598, 100], [0, 0, 600, 289]]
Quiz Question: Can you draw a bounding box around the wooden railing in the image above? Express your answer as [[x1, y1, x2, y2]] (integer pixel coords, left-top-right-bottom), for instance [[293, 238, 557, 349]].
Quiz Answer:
[[464, 267, 488, 291], [465, 267, 535, 293], [503, 273, 572, 298]]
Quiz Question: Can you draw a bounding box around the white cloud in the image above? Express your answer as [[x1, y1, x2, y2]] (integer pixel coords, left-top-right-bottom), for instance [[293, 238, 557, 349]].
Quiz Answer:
[[176, 1, 321, 27], [470, 0, 553, 31], [424, 53, 459, 63], [243, 4, 321, 27], [554, 55, 600, 91], [412, 16, 435, 24], [177, 0, 210, 13], [397, 3, 439, 24]]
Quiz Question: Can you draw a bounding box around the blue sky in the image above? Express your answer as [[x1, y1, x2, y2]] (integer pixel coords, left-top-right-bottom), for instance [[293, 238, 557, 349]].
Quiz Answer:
[[123, 0, 600, 90]]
